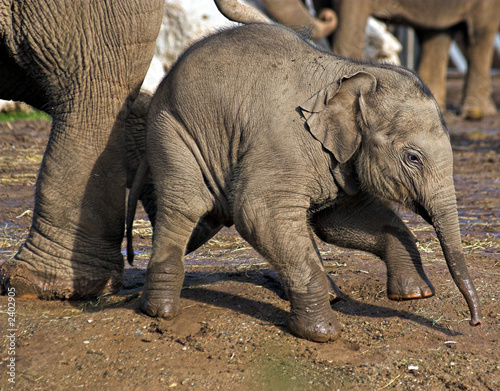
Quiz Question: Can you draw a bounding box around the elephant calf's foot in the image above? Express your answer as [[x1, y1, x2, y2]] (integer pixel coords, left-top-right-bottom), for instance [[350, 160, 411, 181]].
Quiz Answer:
[[288, 287, 340, 342], [0, 258, 122, 300], [387, 274, 435, 301], [289, 307, 340, 342], [139, 290, 181, 319]]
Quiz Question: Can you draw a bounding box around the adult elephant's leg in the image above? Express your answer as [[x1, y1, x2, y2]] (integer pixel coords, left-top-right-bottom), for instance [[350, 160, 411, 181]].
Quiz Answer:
[[0, 1, 163, 299], [416, 30, 452, 111], [235, 200, 339, 342], [311, 193, 435, 301], [461, 22, 499, 118], [331, 1, 370, 58], [8, 106, 130, 298]]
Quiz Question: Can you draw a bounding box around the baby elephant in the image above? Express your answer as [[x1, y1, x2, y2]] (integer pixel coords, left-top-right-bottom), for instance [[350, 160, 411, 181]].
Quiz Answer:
[[127, 23, 482, 342]]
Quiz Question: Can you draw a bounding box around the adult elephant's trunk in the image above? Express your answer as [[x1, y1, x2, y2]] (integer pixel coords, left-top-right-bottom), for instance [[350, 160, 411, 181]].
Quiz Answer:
[[214, 0, 337, 39], [261, 0, 337, 39], [213, 0, 271, 24], [420, 186, 482, 326]]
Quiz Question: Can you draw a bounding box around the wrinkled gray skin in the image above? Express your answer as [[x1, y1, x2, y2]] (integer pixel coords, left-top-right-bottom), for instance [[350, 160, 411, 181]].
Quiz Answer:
[[260, 0, 337, 39], [0, 1, 164, 298], [127, 20, 482, 341], [315, 0, 500, 119]]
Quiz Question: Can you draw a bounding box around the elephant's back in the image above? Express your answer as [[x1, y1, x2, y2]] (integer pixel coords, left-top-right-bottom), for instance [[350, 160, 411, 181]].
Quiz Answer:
[[176, 23, 314, 72], [156, 23, 318, 105]]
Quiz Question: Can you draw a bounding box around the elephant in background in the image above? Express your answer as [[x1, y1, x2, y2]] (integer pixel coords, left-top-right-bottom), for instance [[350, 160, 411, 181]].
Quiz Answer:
[[127, 2, 482, 342], [313, 0, 500, 119], [257, 0, 337, 39], [143, 0, 338, 93], [0, 1, 164, 298]]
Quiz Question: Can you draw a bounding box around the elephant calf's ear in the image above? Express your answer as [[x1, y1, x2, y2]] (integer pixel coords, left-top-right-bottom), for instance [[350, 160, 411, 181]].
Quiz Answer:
[[299, 72, 377, 163]]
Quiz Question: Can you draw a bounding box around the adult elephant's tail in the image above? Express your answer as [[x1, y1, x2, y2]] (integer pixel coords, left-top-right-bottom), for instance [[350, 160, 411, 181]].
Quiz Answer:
[[126, 158, 150, 266]]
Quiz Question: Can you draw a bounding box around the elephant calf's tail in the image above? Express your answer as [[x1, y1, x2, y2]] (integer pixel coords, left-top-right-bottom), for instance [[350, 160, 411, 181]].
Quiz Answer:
[[126, 158, 150, 266]]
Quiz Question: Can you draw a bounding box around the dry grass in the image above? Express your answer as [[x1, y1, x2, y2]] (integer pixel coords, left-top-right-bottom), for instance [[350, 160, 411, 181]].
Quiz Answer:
[[0, 222, 28, 260], [130, 218, 153, 237], [0, 146, 42, 185]]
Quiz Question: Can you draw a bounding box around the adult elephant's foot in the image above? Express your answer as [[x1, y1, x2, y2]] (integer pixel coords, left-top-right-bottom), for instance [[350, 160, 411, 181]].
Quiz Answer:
[[462, 97, 498, 120], [139, 289, 182, 319], [0, 260, 122, 299], [0, 229, 124, 299], [288, 288, 340, 342], [386, 274, 435, 301]]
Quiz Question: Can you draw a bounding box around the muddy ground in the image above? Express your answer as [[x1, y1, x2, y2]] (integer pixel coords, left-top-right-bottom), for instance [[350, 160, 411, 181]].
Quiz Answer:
[[0, 78, 499, 391]]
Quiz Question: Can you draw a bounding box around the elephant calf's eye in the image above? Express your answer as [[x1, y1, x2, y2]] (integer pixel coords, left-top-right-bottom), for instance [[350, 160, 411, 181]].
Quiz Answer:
[[407, 153, 422, 167]]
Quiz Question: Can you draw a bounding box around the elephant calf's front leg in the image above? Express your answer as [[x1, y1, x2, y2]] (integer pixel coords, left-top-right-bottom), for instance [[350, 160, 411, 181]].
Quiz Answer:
[[312, 194, 435, 301], [235, 203, 340, 342]]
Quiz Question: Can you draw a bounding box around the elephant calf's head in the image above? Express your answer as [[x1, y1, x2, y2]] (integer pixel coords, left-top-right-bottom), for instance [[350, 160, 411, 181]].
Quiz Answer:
[[300, 66, 449, 214], [301, 65, 482, 326]]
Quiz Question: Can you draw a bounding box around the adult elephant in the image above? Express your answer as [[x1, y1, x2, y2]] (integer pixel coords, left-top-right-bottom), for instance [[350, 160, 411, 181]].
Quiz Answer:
[[315, 0, 500, 119], [0, 0, 334, 300], [0, 1, 164, 298]]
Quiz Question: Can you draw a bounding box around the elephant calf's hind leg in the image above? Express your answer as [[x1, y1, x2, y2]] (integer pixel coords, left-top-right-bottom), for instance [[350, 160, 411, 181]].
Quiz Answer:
[[140, 209, 203, 319], [312, 194, 435, 301]]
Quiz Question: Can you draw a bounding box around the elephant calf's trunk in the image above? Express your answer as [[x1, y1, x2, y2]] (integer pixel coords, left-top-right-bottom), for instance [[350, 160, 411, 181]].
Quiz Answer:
[[430, 196, 483, 326], [441, 245, 482, 326]]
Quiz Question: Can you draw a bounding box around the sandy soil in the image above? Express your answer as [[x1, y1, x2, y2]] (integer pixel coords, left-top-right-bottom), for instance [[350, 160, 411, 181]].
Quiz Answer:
[[0, 78, 499, 390]]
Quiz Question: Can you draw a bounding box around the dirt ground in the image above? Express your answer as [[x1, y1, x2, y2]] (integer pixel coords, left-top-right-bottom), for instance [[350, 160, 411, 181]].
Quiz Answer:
[[0, 78, 499, 391]]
